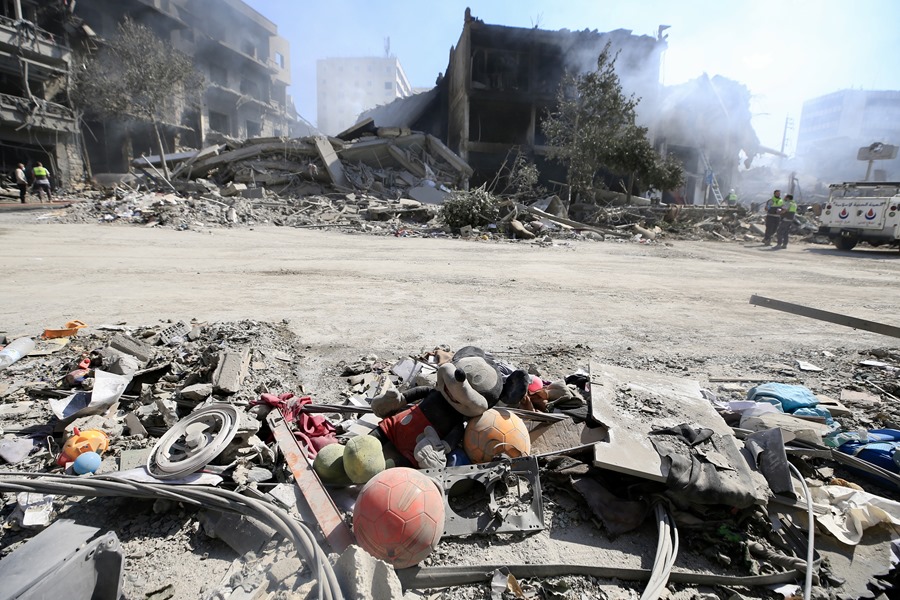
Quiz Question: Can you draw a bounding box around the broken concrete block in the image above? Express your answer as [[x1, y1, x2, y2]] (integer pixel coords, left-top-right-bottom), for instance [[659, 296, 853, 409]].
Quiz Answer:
[[334, 545, 403, 600], [220, 182, 247, 197], [198, 510, 276, 556], [408, 183, 448, 205], [0, 437, 34, 464], [212, 350, 249, 395], [123, 412, 147, 438], [266, 556, 303, 586], [180, 383, 213, 402], [108, 353, 141, 376], [119, 448, 151, 471], [154, 395, 179, 427], [108, 334, 153, 363], [239, 187, 266, 199]]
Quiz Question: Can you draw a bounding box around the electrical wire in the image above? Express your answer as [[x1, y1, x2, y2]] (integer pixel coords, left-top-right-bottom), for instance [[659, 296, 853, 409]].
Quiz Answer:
[[0, 472, 344, 600], [788, 462, 814, 600], [641, 502, 679, 600]]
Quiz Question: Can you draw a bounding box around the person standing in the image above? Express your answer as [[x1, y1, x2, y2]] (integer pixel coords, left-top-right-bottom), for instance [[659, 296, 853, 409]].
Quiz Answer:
[[14, 163, 28, 203], [726, 189, 738, 206], [774, 194, 798, 249], [32, 162, 51, 202], [762, 189, 783, 246]]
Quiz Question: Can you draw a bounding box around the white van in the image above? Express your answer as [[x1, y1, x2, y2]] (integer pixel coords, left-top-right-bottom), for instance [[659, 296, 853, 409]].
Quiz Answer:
[[819, 182, 900, 250]]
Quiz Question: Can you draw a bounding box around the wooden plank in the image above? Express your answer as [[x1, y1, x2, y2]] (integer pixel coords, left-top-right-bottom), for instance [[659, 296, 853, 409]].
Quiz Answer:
[[749, 295, 900, 339], [313, 136, 349, 188]]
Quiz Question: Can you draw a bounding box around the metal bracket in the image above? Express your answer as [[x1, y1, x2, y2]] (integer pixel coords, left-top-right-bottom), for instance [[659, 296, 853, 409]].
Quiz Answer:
[[267, 409, 354, 553], [421, 455, 544, 537]]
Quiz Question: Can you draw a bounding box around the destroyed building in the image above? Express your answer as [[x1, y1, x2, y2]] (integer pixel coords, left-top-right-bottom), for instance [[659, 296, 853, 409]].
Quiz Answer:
[[0, 1, 82, 183], [361, 10, 669, 187], [71, 0, 299, 173], [655, 74, 763, 205]]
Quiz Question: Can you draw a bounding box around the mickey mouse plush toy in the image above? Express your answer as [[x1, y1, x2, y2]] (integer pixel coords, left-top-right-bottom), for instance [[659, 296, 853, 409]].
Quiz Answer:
[[367, 346, 529, 469]]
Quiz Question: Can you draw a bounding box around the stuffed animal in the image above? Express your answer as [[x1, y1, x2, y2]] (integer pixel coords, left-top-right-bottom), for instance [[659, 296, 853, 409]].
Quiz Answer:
[[368, 346, 529, 469]]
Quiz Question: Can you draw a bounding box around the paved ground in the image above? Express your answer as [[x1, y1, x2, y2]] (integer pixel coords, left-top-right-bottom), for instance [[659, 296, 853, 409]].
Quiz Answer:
[[1, 218, 897, 363]]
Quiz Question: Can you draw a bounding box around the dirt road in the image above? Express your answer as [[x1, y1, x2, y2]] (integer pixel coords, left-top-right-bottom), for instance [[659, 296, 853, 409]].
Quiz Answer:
[[1, 218, 897, 368]]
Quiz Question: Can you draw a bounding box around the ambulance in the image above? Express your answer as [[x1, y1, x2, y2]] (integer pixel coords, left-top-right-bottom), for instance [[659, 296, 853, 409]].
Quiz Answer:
[[819, 182, 900, 250]]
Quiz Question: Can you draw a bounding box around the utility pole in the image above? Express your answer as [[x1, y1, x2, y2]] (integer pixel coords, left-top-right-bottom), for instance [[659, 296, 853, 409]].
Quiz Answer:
[[780, 116, 794, 156]]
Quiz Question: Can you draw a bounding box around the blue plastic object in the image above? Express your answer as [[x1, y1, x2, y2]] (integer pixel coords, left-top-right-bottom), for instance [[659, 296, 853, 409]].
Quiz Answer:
[[746, 383, 820, 412], [73, 451, 102, 475]]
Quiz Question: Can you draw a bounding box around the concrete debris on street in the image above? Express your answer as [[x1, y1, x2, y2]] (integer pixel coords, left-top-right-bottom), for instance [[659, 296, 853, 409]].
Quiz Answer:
[[2, 317, 900, 600]]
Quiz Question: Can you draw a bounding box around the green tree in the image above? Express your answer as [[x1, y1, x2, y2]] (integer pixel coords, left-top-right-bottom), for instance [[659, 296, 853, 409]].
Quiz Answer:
[[72, 18, 202, 179], [542, 43, 682, 203]]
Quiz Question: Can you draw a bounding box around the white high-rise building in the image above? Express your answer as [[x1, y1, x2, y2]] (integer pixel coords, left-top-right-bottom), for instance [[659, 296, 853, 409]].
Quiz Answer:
[[316, 56, 412, 135]]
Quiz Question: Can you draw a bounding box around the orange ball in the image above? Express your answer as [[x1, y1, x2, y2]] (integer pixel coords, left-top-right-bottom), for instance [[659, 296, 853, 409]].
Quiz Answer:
[[353, 467, 445, 569], [463, 408, 530, 463]]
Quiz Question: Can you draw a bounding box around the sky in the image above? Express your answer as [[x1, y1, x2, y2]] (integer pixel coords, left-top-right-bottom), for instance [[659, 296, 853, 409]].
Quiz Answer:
[[245, 0, 900, 155]]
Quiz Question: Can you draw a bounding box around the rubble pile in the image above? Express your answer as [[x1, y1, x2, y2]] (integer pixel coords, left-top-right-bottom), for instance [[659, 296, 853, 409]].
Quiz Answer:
[[2, 320, 900, 598]]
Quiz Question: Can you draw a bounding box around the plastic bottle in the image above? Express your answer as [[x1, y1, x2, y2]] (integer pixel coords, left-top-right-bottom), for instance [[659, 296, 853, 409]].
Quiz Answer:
[[0, 337, 36, 370]]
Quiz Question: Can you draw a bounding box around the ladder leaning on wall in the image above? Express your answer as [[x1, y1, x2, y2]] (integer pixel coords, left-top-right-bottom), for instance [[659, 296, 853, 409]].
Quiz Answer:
[[700, 150, 724, 206]]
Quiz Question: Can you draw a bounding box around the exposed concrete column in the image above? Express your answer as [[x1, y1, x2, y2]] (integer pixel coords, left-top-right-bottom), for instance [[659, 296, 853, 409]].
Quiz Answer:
[[13, 0, 22, 20]]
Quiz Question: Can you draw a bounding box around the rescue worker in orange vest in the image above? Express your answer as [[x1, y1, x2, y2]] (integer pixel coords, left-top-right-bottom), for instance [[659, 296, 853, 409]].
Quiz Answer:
[[762, 189, 782, 246], [774, 194, 798, 249]]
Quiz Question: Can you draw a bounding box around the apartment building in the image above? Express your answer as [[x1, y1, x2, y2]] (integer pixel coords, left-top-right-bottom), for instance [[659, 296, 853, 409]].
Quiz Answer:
[[73, 0, 298, 172], [316, 56, 412, 135], [796, 89, 900, 181], [0, 0, 81, 183]]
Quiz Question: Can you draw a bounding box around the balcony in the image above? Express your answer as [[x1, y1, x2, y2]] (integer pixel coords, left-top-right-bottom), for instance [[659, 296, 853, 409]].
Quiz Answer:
[[0, 15, 70, 65], [0, 91, 78, 133]]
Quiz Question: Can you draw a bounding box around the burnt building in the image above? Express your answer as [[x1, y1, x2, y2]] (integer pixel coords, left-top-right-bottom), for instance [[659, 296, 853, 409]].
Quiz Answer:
[[0, 1, 82, 184], [656, 74, 762, 204], [445, 9, 665, 185], [72, 0, 298, 172], [362, 9, 666, 189]]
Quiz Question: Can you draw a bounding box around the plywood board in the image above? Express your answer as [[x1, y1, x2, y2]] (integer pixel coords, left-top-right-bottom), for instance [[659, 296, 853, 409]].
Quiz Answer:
[[531, 418, 608, 455], [589, 362, 732, 483]]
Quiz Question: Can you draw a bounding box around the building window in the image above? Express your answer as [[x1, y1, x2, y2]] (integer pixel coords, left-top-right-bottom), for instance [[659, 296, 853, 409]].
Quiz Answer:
[[246, 120, 261, 138], [384, 81, 393, 90], [181, 28, 194, 43], [242, 41, 257, 59], [210, 64, 227, 86], [240, 77, 261, 100], [209, 111, 229, 134], [274, 52, 285, 68]]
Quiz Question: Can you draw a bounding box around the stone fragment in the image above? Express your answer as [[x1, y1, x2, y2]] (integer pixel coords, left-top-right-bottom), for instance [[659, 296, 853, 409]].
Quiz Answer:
[[212, 349, 249, 394], [333, 545, 403, 600], [180, 383, 213, 402], [108, 334, 153, 363]]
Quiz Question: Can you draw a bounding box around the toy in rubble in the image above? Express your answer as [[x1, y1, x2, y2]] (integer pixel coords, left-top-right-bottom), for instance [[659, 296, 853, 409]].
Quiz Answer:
[[314, 347, 531, 485], [353, 467, 445, 568], [463, 407, 530, 463]]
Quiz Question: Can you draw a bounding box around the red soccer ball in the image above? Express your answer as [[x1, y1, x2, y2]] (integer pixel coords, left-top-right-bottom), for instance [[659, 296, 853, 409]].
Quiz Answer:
[[353, 467, 445, 569]]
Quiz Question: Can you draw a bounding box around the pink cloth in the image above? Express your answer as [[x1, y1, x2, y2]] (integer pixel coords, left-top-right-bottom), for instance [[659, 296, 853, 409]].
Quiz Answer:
[[252, 393, 337, 458]]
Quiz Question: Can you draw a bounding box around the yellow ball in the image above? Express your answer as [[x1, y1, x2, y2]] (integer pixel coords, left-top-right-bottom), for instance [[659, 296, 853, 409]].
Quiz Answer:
[[463, 408, 530, 463]]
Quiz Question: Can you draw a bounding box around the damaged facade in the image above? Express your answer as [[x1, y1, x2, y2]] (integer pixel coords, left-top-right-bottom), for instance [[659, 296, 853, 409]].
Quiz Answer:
[[361, 9, 765, 205], [73, 0, 299, 173], [0, 0, 301, 181], [0, 1, 82, 184]]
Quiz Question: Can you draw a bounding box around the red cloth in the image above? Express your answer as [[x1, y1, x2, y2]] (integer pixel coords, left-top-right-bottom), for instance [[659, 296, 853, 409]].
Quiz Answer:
[[377, 405, 434, 468], [252, 393, 336, 458]]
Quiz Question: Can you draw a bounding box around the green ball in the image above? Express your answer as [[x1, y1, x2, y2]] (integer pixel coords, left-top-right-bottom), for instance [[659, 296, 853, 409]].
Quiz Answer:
[[313, 443, 351, 485], [343, 435, 386, 484]]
